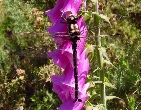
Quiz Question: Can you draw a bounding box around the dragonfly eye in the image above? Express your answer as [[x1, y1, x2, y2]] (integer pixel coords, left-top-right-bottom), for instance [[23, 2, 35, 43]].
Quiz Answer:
[[68, 14, 75, 21]]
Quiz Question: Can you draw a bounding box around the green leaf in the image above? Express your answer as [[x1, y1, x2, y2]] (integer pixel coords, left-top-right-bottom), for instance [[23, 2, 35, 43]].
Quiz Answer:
[[86, 44, 95, 54], [88, 93, 99, 102], [30, 97, 36, 102], [83, 12, 91, 21], [106, 96, 118, 100], [85, 106, 94, 110], [99, 47, 110, 61], [100, 35, 109, 37], [91, 12, 111, 26], [94, 81, 102, 84], [104, 60, 112, 65], [104, 82, 116, 89], [91, 0, 97, 4], [37, 104, 42, 110], [99, 14, 110, 24], [43, 97, 48, 102]]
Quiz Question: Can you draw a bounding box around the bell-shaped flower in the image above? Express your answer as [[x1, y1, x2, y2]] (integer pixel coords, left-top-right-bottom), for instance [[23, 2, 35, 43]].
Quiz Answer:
[[58, 83, 89, 110], [46, 0, 89, 110], [46, 0, 82, 24], [51, 49, 89, 105]]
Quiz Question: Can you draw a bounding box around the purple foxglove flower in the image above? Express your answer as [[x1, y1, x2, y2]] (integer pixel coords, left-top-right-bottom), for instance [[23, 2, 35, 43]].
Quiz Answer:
[[47, 41, 72, 69], [46, 0, 82, 24], [58, 83, 89, 110], [51, 49, 89, 102], [46, 0, 89, 109]]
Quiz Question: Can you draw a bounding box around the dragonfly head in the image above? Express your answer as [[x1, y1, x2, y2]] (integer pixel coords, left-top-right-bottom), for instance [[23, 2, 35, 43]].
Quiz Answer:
[[67, 14, 75, 21]]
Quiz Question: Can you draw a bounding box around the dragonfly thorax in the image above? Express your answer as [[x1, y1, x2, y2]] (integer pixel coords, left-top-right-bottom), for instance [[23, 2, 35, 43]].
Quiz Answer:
[[68, 23, 80, 41]]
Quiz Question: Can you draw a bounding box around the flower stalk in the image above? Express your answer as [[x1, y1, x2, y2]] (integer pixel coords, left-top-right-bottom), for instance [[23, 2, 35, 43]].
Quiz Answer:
[[46, 0, 89, 109], [93, 0, 106, 109]]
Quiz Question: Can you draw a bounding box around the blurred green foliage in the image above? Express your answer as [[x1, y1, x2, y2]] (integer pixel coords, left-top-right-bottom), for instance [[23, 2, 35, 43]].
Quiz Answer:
[[86, 0, 141, 109], [0, 0, 141, 109], [0, 0, 60, 109]]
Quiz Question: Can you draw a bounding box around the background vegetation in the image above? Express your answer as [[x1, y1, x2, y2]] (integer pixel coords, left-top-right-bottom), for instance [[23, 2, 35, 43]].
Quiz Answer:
[[0, 0, 141, 110]]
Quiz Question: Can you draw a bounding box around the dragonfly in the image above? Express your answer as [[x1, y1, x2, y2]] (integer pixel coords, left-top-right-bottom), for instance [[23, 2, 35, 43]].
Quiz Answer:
[[52, 14, 84, 102], [62, 14, 82, 102]]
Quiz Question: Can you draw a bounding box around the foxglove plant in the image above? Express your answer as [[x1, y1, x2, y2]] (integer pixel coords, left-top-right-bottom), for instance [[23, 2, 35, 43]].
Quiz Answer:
[[46, 0, 89, 109]]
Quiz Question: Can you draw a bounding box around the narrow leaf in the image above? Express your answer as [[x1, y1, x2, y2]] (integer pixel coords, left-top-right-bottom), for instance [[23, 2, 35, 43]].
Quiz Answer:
[[104, 82, 116, 89], [99, 14, 110, 24], [91, 0, 97, 4], [30, 98, 36, 102], [106, 96, 117, 100], [99, 47, 110, 61]]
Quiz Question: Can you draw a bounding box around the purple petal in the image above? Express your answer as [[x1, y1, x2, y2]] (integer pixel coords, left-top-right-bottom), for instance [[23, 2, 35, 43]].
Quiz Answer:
[[78, 49, 89, 88], [52, 64, 74, 101], [46, 0, 82, 24], [60, 0, 82, 16], [45, 0, 65, 24], [47, 17, 67, 33], [47, 49, 69, 69], [58, 83, 90, 110], [47, 42, 74, 68], [76, 17, 87, 55], [52, 58, 89, 101]]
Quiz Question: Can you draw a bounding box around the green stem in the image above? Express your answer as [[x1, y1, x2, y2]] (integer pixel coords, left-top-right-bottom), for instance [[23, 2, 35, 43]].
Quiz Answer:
[[93, 0, 106, 109]]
